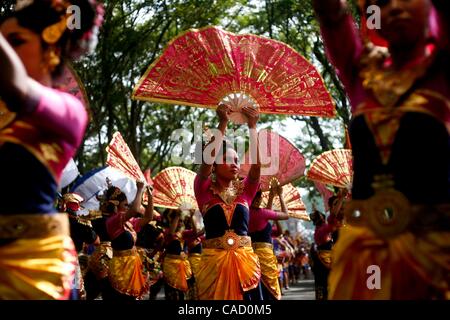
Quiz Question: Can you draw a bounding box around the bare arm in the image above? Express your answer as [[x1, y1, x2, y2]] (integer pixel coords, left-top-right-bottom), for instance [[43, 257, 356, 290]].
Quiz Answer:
[[274, 219, 283, 236], [312, 0, 364, 92], [330, 188, 347, 218], [0, 33, 39, 111], [125, 181, 145, 220], [90, 235, 101, 246], [243, 106, 261, 182], [198, 104, 230, 178], [138, 186, 154, 228], [0, 34, 88, 145], [189, 209, 205, 236], [275, 185, 289, 221], [267, 184, 289, 220], [266, 189, 275, 210]]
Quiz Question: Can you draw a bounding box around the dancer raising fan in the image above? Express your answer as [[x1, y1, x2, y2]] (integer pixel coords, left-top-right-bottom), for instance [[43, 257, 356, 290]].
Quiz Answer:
[[194, 103, 262, 300], [248, 182, 289, 300]]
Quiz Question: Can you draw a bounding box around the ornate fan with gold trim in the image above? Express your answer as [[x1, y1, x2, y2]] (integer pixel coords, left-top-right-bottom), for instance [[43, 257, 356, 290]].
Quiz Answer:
[[152, 166, 198, 210], [132, 26, 335, 123], [261, 182, 309, 220], [307, 149, 353, 190], [106, 132, 148, 184], [239, 129, 305, 191]]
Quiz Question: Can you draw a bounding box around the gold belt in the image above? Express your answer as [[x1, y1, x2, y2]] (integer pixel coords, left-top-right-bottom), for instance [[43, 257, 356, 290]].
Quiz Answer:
[[0, 213, 70, 239], [203, 231, 252, 250], [188, 253, 202, 257], [252, 242, 273, 250], [165, 253, 187, 260], [113, 246, 137, 257], [345, 189, 450, 238]]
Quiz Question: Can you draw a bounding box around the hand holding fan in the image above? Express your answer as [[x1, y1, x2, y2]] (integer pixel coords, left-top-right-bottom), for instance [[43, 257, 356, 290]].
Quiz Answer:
[[261, 182, 309, 221], [133, 26, 335, 123], [221, 93, 259, 124], [240, 129, 305, 191]]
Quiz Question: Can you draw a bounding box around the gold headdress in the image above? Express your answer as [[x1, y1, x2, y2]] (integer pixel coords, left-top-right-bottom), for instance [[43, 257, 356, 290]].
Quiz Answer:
[[63, 192, 84, 204], [42, 1, 73, 44]]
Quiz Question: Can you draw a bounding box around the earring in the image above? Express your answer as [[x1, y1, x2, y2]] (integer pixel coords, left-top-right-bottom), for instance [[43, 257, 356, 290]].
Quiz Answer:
[[46, 50, 61, 72]]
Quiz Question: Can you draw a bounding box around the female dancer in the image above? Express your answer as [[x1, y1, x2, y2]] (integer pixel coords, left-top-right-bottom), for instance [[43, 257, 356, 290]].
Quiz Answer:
[[313, 0, 450, 299], [183, 209, 205, 300], [0, 0, 102, 299], [194, 103, 262, 300], [248, 183, 289, 300], [105, 181, 154, 300], [162, 209, 192, 300]]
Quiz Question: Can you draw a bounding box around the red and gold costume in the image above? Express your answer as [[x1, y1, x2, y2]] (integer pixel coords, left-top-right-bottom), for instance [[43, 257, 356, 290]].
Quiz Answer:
[[318, 4, 450, 299], [0, 79, 87, 299], [249, 208, 282, 300], [162, 231, 192, 294], [106, 212, 150, 298], [194, 176, 261, 300]]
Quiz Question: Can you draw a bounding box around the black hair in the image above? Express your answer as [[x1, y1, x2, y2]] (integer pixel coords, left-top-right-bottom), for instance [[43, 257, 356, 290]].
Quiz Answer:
[[1, 0, 101, 76], [136, 223, 164, 249], [328, 195, 338, 210], [310, 210, 326, 226], [102, 186, 127, 214]]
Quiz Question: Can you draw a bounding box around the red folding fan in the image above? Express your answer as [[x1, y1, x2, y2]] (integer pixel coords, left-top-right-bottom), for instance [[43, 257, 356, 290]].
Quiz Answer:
[[239, 129, 305, 191], [261, 182, 309, 221], [132, 26, 335, 123], [152, 166, 198, 211], [106, 132, 148, 184], [314, 181, 335, 212], [307, 149, 353, 190]]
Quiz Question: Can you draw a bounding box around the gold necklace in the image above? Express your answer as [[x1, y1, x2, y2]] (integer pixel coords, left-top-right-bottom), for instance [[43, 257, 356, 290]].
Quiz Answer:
[[211, 179, 244, 205]]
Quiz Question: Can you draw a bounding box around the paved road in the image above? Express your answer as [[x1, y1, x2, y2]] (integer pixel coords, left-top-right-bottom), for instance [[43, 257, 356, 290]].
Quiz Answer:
[[280, 280, 315, 300], [152, 279, 316, 300]]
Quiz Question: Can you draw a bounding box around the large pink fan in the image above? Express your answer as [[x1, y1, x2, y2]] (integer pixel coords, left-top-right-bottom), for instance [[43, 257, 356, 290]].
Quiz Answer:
[[106, 132, 148, 184], [314, 181, 335, 212], [132, 26, 335, 123], [239, 129, 305, 191]]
